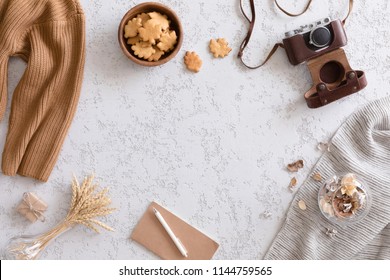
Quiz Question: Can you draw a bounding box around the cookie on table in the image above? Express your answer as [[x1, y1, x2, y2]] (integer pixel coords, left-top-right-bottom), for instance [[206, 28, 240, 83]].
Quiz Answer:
[[184, 51, 202, 73], [209, 38, 232, 58]]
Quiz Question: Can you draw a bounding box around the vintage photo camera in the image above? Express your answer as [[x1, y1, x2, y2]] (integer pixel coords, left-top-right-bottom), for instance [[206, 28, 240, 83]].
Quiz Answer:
[[282, 17, 367, 108]]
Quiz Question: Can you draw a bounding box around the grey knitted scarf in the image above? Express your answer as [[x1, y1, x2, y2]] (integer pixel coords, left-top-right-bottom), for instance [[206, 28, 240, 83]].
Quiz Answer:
[[264, 97, 390, 260]]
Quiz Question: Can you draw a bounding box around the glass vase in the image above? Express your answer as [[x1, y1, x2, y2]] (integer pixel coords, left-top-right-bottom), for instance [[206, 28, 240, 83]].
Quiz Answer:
[[4, 223, 71, 260]]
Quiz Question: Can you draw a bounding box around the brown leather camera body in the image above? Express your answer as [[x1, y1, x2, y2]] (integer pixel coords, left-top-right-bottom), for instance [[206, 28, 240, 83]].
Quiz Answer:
[[283, 20, 347, 66], [282, 19, 367, 108]]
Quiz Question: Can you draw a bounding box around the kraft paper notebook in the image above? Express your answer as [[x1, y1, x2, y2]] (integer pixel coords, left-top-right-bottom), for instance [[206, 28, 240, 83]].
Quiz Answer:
[[131, 202, 219, 260]]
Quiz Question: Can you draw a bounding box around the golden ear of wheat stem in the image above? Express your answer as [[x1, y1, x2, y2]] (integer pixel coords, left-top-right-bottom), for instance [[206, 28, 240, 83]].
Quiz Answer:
[[89, 219, 115, 232], [66, 175, 116, 231]]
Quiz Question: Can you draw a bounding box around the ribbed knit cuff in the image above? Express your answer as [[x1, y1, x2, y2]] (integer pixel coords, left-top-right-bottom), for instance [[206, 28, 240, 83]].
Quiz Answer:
[[264, 97, 390, 260]]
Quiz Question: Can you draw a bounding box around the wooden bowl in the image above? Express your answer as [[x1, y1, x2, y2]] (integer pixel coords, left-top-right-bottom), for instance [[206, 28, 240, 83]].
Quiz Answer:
[[118, 2, 183, 66]]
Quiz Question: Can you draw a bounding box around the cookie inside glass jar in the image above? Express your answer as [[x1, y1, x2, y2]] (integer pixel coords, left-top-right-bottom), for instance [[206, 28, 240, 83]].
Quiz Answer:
[[318, 173, 371, 226]]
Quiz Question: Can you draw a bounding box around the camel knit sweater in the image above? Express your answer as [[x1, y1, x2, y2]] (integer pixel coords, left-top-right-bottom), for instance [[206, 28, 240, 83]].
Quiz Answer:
[[0, 0, 85, 181]]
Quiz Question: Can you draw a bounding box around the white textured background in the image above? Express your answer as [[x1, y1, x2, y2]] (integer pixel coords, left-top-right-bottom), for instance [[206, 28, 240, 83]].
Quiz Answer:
[[0, 0, 389, 259]]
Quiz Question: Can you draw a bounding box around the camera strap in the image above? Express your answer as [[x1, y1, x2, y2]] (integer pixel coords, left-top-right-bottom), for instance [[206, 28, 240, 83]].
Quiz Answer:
[[238, 0, 354, 69], [274, 0, 313, 17]]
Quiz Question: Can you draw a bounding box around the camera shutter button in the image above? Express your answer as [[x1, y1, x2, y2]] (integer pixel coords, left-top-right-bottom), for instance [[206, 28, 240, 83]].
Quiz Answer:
[[309, 27, 331, 48]]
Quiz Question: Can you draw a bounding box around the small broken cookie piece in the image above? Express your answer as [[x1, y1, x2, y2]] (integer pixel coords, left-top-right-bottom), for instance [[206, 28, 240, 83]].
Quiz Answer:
[[298, 200, 307, 210], [124, 17, 142, 38], [312, 172, 322, 182], [184, 51, 202, 73], [209, 38, 232, 58], [289, 177, 297, 189], [131, 41, 156, 59], [157, 30, 177, 52], [287, 159, 304, 172], [148, 11, 170, 31], [147, 46, 165, 62], [138, 20, 162, 44]]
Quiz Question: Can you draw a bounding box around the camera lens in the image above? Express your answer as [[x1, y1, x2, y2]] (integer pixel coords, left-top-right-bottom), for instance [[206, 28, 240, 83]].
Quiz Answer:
[[310, 27, 331, 48]]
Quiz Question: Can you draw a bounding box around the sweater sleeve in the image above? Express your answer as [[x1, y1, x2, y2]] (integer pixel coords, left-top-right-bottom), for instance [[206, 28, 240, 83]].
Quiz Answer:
[[1, 13, 85, 181]]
